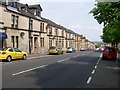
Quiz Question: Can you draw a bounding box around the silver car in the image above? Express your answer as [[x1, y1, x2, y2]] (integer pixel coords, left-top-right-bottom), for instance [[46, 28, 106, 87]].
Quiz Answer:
[[66, 47, 75, 53]]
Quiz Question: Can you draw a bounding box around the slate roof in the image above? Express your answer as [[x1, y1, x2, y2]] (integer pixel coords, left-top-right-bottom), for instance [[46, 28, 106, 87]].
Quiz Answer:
[[29, 4, 43, 11], [17, 2, 28, 9], [41, 17, 78, 34], [41, 17, 60, 28], [1, 2, 83, 36]]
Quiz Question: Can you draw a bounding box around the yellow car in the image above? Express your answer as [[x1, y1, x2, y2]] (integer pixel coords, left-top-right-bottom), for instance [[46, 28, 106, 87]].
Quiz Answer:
[[61, 47, 67, 53], [48, 46, 63, 55], [0, 47, 28, 62]]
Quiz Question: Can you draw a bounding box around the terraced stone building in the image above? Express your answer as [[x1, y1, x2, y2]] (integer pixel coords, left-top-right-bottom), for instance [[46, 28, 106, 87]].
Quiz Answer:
[[0, 0, 95, 54]]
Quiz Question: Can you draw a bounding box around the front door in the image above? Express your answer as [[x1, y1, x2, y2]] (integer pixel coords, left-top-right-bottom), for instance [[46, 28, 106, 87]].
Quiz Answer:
[[34, 37, 38, 53], [0, 39, 2, 49]]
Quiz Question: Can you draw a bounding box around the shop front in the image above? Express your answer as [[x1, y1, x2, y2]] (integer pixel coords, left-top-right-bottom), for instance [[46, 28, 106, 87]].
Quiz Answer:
[[0, 32, 7, 48]]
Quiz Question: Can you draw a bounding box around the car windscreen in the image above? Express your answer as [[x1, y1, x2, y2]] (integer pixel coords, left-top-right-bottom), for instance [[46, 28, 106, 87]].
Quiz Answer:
[[0, 48, 8, 51], [67, 47, 72, 49], [105, 47, 116, 52], [49, 47, 56, 50], [109, 48, 116, 52]]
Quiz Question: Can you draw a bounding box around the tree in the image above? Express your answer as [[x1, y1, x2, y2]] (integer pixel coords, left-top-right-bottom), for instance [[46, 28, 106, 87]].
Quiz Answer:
[[101, 20, 120, 48], [90, 1, 120, 48], [90, 1, 120, 26], [101, 22, 120, 42]]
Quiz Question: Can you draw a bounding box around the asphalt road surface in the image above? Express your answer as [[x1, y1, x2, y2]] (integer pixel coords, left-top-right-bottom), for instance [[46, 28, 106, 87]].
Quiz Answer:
[[2, 51, 120, 88]]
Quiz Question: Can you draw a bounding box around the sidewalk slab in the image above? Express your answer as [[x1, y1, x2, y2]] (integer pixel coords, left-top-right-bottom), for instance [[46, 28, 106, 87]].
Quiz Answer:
[[28, 53, 48, 58]]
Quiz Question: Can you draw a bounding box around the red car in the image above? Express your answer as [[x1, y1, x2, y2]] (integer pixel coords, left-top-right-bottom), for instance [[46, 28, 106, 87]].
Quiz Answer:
[[102, 46, 117, 61]]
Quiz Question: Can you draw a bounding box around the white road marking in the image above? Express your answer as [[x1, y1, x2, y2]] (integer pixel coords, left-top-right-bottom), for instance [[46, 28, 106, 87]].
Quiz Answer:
[[91, 70, 95, 74], [97, 53, 102, 63], [98, 60, 100, 63], [77, 55, 80, 57], [86, 53, 102, 84], [95, 65, 97, 69], [87, 77, 92, 84], [100, 53, 103, 58], [73, 56, 77, 58], [57, 58, 70, 63], [73, 55, 80, 58], [12, 64, 48, 76], [58, 59, 66, 63]]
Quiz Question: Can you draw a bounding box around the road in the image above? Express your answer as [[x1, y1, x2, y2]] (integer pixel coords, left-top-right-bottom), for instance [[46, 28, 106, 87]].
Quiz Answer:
[[2, 51, 120, 88]]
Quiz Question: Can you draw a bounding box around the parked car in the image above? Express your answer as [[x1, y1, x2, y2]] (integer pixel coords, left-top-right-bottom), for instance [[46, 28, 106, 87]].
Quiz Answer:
[[61, 47, 67, 53], [102, 46, 117, 61], [87, 48, 93, 51], [118, 48, 120, 53], [99, 47, 105, 52], [94, 48, 99, 52], [66, 47, 75, 53], [72, 48, 76, 52], [0, 47, 28, 62], [80, 48, 86, 51], [48, 46, 63, 55]]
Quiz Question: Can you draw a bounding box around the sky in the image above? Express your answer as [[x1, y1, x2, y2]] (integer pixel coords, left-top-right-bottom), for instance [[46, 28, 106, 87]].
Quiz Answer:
[[20, 0, 103, 42]]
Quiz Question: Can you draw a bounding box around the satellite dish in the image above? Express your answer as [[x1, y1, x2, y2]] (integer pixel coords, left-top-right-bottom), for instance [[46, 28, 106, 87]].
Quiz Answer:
[[20, 32, 25, 37]]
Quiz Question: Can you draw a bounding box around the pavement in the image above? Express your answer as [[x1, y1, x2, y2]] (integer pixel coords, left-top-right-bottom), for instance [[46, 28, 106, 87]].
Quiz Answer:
[[28, 53, 48, 59], [28, 53, 48, 57], [118, 53, 120, 62]]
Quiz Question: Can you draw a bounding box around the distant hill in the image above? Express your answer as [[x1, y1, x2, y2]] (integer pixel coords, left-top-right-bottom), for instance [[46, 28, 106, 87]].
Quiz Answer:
[[92, 41, 103, 44], [92, 41, 106, 47]]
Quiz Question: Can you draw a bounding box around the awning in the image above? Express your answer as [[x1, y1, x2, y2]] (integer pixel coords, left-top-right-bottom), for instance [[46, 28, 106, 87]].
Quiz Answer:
[[0, 32, 7, 39]]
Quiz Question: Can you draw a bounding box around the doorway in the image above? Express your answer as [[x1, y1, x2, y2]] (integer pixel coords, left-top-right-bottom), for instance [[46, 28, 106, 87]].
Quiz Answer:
[[34, 37, 38, 53]]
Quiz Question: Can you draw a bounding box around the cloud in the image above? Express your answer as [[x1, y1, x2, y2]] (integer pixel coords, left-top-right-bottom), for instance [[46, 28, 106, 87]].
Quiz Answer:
[[68, 22, 101, 31], [19, 1, 103, 41], [68, 22, 103, 41]]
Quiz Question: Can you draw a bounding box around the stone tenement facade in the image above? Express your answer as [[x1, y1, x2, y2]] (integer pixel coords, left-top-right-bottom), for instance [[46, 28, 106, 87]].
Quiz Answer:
[[0, 1, 95, 54]]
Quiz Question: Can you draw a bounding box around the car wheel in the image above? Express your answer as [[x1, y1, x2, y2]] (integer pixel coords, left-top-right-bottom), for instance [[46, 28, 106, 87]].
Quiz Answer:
[[113, 58, 117, 61], [22, 54, 27, 60], [102, 56, 105, 60], [58, 52, 60, 55], [118, 59, 120, 62], [6, 56, 12, 62]]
